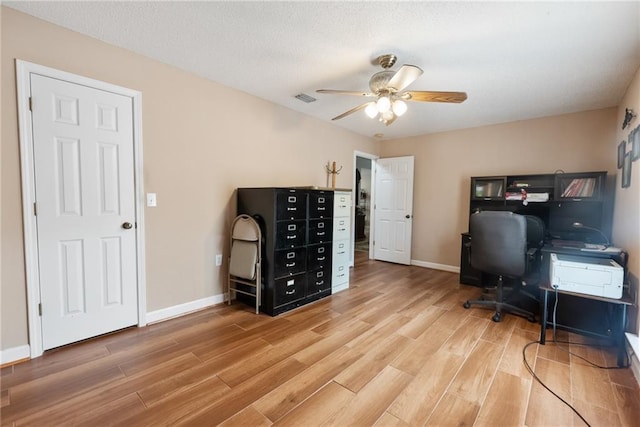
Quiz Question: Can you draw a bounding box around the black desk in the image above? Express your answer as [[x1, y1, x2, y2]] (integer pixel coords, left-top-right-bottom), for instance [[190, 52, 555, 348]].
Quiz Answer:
[[539, 285, 633, 367]]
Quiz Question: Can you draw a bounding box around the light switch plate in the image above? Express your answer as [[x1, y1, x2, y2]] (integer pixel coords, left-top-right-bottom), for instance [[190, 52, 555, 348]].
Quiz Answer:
[[146, 193, 157, 207]]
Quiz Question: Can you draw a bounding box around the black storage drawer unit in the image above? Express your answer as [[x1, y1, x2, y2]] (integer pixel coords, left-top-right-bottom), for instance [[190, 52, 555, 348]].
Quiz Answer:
[[237, 187, 334, 316]]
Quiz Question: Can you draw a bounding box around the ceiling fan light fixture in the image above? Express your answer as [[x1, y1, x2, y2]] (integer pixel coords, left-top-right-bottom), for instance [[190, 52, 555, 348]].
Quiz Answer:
[[392, 99, 407, 116], [365, 103, 378, 118], [376, 96, 391, 113]]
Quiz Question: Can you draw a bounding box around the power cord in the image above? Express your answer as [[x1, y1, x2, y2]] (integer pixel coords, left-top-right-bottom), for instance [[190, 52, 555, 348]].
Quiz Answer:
[[522, 289, 630, 427]]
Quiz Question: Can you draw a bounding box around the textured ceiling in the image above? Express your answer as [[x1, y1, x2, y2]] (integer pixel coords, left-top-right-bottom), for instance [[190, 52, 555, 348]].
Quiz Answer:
[[5, 1, 640, 140]]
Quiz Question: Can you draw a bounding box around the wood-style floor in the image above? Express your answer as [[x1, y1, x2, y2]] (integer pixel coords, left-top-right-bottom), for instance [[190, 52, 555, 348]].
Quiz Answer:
[[2, 252, 639, 426]]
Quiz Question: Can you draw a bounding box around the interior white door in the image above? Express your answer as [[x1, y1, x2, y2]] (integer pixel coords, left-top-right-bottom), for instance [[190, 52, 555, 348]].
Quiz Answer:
[[31, 74, 138, 350], [373, 156, 414, 265]]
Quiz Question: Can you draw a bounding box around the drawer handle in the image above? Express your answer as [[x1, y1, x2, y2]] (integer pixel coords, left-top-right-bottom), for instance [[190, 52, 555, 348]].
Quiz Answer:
[[319, 197, 325, 203], [318, 207, 326, 211], [315, 280, 324, 286], [337, 273, 345, 278], [287, 207, 297, 211], [338, 228, 346, 232], [286, 289, 296, 295], [288, 224, 296, 231], [318, 256, 325, 261], [287, 235, 296, 240], [287, 252, 295, 259], [318, 247, 325, 253], [286, 262, 295, 267], [288, 196, 296, 203], [317, 231, 325, 236], [338, 251, 345, 255]]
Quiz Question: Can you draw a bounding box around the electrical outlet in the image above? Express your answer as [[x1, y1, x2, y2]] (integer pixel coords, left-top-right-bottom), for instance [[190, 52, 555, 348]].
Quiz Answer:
[[215, 254, 222, 266]]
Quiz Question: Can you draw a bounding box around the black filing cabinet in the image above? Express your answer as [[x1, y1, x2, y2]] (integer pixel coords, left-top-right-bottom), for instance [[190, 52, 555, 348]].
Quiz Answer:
[[237, 188, 333, 315]]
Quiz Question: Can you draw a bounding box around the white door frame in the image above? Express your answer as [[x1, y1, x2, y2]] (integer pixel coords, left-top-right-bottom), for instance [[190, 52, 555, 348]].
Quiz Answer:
[[353, 150, 379, 262], [16, 60, 147, 358]]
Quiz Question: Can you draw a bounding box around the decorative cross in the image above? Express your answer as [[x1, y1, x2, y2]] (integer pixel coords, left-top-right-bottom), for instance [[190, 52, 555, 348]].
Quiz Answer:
[[325, 161, 343, 189]]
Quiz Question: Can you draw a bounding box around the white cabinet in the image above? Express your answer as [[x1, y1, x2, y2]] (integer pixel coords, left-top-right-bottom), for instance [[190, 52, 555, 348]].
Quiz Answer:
[[332, 191, 351, 293]]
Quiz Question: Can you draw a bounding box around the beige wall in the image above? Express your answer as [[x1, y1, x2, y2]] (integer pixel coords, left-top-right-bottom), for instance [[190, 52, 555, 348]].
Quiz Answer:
[[1, 8, 378, 351], [613, 66, 640, 334], [380, 108, 618, 267]]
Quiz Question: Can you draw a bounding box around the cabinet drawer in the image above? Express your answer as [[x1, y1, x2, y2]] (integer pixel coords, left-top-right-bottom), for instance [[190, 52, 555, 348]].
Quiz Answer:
[[274, 274, 306, 306], [333, 240, 349, 258], [275, 220, 306, 249], [332, 263, 349, 285], [309, 192, 333, 218], [274, 247, 307, 278], [333, 218, 350, 240], [276, 190, 307, 220], [307, 243, 332, 271], [309, 219, 333, 244], [334, 193, 351, 217], [307, 269, 331, 295]]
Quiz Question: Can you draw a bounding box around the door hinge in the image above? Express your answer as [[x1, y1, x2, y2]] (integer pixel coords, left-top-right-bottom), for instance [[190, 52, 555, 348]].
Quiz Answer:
[[33, 202, 37, 216], [29, 97, 33, 111], [38, 303, 42, 316]]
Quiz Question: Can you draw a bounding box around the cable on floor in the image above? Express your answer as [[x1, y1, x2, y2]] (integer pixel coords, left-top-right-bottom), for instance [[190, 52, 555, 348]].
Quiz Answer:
[[522, 288, 630, 427]]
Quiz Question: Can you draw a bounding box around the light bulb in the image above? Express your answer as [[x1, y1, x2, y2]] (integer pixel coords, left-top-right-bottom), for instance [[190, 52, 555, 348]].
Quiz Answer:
[[365, 103, 378, 118], [376, 96, 391, 113], [392, 99, 407, 116], [381, 110, 394, 121]]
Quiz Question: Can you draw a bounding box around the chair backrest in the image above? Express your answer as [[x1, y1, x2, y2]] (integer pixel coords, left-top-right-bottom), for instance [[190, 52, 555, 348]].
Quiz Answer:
[[229, 215, 261, 280], [470, 211, 527, 277], [525, 215, 546, 248]]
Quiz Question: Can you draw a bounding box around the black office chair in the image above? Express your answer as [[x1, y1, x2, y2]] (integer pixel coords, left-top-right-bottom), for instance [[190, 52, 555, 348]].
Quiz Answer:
[[463, 211, 545, 322]]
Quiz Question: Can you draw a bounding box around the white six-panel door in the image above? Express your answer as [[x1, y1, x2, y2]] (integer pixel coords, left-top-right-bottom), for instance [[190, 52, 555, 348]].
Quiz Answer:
[[373, 156, 414, 265], [30, 74, 138, 350]]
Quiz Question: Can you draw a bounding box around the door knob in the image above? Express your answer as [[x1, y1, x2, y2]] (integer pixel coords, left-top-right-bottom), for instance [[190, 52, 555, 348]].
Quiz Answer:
[[405, 214, 411, 219], [122, 222, 133, 229]]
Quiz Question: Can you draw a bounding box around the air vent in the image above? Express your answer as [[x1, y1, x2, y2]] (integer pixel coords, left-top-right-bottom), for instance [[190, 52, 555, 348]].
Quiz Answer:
[[294, 93, 317, 103]]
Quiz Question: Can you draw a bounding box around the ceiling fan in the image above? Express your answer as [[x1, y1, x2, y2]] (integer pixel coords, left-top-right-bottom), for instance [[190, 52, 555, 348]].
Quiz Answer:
[[317, 54, 467, 126]]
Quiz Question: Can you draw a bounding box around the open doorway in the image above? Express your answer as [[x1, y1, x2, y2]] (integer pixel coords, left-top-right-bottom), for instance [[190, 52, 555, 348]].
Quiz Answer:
[[354, 156, 373, 253]]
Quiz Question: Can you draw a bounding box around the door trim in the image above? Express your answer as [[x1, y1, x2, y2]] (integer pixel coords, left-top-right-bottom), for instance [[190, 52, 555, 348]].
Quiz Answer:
[[16, 60, 147, 358], [353, 151, 379, 262]]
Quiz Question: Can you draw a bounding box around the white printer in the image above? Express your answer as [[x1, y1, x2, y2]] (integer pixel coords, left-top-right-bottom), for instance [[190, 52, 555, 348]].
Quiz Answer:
[[549, 253, 624, 299]]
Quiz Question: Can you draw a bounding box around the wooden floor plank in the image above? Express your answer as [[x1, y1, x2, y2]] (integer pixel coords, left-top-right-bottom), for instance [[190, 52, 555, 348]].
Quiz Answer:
[[330, 365, 413, 426], [388, 351, 464, 425], [424, 392, 479, 427], [254, 345, 362, 421], [271, 381, 354, 427], [473, 371, 530, 426], [446, 339, 504, 405]]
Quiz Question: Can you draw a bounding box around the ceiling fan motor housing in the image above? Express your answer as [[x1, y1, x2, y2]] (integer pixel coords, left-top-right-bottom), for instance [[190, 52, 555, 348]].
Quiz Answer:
[[369, 71, 395, 94]]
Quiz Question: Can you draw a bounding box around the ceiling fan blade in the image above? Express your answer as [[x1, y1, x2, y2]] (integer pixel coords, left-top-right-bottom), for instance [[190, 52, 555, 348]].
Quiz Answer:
[[404, 91, 468, 103], [316, 89, 375, 97], [387, 65, 423, 91], [331, 102, 373, 121]]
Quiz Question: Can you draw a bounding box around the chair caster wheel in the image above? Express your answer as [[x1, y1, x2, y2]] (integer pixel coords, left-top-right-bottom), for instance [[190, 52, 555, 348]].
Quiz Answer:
[[492, 313, 502, 322], [463, 301, 471, 309]]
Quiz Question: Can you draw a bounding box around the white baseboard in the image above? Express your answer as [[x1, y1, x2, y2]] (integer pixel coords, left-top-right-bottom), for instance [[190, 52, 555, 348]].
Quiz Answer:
[[0, 345, 30, 366], [411, 259, 460, 274], [146, 293, 227, 324], [626, 333, 640, 385]]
